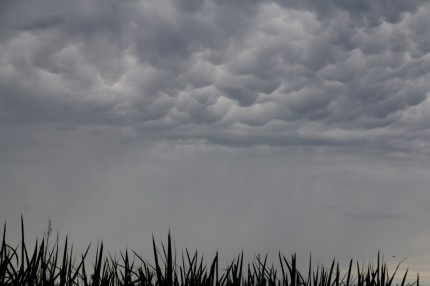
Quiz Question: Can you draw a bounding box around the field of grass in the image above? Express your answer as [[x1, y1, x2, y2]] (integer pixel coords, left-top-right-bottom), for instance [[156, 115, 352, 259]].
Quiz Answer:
[[0, 218, 419, 286]]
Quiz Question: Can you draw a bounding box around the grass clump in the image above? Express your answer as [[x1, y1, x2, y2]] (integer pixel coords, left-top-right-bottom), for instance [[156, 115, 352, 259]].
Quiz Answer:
[[0, 217, 419, 286]]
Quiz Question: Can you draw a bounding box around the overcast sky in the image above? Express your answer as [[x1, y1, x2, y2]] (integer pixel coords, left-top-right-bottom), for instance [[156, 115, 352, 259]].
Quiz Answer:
[[2, 0, 430, 282]]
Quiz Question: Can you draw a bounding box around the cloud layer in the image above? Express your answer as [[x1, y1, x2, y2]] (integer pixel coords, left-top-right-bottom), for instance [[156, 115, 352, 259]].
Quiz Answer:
[[1, 0, 430, 154]]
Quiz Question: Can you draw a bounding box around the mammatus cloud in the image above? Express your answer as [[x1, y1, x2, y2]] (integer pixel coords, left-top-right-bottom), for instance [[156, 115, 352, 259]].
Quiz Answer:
[[1, 0, 430, 154]]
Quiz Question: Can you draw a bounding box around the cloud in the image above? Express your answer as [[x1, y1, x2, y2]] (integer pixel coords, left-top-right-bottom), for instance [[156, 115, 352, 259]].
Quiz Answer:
[[1, 0, 430, 155]]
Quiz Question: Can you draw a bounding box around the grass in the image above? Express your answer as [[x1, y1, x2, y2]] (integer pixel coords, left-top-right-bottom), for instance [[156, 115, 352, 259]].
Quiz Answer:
[[0, 217, 419, 286]]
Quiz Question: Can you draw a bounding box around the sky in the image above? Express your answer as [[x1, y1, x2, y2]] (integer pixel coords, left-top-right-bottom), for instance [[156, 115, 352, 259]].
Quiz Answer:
[[1, 0, 430, 282]]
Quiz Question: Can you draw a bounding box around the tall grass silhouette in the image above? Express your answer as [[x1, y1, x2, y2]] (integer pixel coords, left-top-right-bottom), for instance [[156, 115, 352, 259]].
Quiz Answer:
[[0, 217, 418, 286]]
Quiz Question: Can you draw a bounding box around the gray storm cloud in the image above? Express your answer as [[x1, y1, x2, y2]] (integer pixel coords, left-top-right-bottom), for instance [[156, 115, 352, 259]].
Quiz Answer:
[[1, 0, 430, 154]]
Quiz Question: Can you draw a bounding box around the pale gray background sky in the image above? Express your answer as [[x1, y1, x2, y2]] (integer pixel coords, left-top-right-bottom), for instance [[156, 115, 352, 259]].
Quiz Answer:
[[1, 0, 430, 282]]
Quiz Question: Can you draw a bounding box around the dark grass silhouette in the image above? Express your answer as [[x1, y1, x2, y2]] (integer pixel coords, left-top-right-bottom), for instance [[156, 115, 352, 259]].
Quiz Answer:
[[0, 217, 419, 286]]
